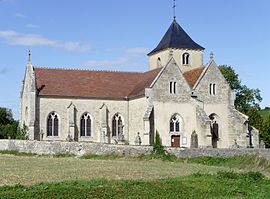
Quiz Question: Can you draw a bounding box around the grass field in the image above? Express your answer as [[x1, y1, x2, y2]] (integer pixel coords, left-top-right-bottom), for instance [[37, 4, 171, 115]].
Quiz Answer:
[[1, 153, 270, 198], [1, 171, 270, 199], [0, 154, 230, 186]]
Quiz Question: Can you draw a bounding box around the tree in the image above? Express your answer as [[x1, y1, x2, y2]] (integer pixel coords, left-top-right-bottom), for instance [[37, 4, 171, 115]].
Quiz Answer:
[[219, 65, 262, 113], [0, 107, 25, 139], [0, 107, 13, 126], [246, 108, 263, 131], [261, 115, 270, 148]]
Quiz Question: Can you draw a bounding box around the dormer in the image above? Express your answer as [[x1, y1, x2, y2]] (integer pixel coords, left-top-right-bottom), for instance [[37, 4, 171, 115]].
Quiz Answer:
[[148, 18, 204, 72]]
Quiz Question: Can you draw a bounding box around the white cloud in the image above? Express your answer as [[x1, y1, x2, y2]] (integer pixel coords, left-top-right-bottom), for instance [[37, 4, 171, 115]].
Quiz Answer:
[[83, 47, 149, 68], [0, 68, 7, 75], [26, 23, 39, 29], [0, 30, 91, 52], [14, 12, 27, 18]]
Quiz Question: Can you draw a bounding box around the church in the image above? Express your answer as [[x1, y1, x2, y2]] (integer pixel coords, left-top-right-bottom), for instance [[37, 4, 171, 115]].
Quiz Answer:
[[20, 17, 259, 148]]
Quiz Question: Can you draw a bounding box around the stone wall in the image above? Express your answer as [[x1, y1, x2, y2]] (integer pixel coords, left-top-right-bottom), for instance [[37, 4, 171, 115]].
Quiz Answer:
[[0, 140, 269, 159], [0, 139, 152, 157]]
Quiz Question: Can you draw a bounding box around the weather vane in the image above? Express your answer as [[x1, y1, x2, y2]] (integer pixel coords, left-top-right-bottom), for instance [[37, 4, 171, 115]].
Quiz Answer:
[[173, 0, 176, 20]]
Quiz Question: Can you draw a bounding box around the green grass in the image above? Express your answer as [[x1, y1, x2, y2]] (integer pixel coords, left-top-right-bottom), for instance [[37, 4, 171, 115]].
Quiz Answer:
[[260, 108, 270, 121], [0, 150, 75, 158], [0, 153, 231, 186], [0, 171, 269, 199]]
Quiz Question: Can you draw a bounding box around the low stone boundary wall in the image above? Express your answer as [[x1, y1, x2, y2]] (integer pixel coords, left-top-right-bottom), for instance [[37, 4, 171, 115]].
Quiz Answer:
[[167, 148, 270, 160], [0, 139, 270, 159], [0, 139, 152, 156]]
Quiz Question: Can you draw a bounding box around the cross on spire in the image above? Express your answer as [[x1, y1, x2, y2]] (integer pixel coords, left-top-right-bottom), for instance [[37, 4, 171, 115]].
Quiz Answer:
[[173, 0, 176, 20]]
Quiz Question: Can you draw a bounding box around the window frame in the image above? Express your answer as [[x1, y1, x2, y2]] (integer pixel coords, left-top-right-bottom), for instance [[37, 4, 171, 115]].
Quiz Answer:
[[46, 112, 60, 137], [182, 52, 190, 65], [80, 112, 92, 137], [169, 114, 182, 133], [112, 113, 124, 140]]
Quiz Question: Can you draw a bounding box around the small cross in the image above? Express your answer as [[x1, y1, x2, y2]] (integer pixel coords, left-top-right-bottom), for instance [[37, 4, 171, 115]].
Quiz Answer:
[[210, 51, 214, 60]]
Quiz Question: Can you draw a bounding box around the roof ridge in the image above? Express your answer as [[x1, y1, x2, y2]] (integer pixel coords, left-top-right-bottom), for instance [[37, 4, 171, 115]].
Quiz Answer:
[[34, 66, 144, 74]]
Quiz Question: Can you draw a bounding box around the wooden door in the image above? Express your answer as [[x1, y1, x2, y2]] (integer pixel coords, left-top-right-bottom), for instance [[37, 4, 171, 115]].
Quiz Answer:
[[171, 135, 180, 147]]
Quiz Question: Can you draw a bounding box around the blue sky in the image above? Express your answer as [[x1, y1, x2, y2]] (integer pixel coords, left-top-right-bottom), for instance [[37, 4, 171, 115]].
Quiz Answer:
[[0, 0, 269, 119]]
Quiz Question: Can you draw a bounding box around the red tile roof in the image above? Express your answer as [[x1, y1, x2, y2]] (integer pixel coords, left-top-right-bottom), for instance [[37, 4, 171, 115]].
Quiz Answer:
[[35, 67, 162, 98], [183, 67, 205, 88], [35, 66, 204, 98]]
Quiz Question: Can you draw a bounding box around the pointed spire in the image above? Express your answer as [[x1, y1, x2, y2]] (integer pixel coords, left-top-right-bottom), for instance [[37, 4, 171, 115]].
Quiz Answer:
[[210, 51, 214, 60], [28, 49, 31, 64], [148, 19, 204, 56]]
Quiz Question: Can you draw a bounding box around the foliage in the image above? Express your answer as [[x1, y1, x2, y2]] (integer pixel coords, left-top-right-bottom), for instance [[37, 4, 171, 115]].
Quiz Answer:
[[0, 107, 13, 126], [152, 130, 165, 155], [0, 107, 28, 140], [261, 114, 270, 148], [219, 65, 262, 113], [151, 130, 176, 161], [260, 108, 270, 121], [0, 172, 269, 198], [247, 107, 263, 131]]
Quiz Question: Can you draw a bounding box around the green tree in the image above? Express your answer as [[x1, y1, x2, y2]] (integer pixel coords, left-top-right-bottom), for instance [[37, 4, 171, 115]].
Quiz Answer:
[[0, 107, 24, 139], [261, 115, 270, 148], [219, 65, 262, 113], [0, 107, 13, 125], [247, 108, 263, 131]]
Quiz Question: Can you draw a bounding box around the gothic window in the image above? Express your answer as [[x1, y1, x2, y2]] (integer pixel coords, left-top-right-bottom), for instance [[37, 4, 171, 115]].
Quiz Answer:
[[80, 113, 92, 136], [112, 113, 124, 139], [170, 81, 177, 94], [209, 83, 216, 95], [47, 112, 59, 136], [182, 53, 190, 65], [170, 114, 181, 133]]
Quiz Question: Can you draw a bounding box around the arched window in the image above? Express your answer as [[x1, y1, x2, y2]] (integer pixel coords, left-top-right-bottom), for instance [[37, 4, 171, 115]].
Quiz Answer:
[[170, 114, 181, 133], [47, 112, 59, 136], [112, 113, 124, 140], [80, 113, 92, 136], [157, 57, 162, 67], [182, 53, 190, 65], [169, 81, 177, 94], [209, 83, 216, 95]]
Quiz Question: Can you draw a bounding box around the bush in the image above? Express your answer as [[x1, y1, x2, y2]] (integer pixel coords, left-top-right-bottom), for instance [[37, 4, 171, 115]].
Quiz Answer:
[[151, 130, 176, 161]]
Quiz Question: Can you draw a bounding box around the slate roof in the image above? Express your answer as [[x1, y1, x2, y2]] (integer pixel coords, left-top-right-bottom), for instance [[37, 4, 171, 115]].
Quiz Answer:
[[148, 19, 204, 55], [35, 66, 204, 98], [35, 67, 162, 98]]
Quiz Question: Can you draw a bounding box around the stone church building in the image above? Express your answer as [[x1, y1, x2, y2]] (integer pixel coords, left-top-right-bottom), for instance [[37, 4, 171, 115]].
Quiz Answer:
[[20, 18, 259, 148]]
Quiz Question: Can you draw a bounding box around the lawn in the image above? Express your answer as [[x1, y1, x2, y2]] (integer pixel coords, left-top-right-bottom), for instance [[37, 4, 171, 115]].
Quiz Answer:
[[0, 171, 270, 199], [1, 153, 270, 198], [0, 154, 229, 185]]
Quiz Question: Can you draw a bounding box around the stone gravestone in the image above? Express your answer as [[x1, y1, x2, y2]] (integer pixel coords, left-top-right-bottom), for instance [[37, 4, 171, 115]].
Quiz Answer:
[[259, 140, 265, 149], [190, 131, 198, 148], [135, 132, 142, 145]]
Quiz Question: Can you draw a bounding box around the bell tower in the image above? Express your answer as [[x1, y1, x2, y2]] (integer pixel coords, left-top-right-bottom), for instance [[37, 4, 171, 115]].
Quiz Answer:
[[148, 18, 205, 72]]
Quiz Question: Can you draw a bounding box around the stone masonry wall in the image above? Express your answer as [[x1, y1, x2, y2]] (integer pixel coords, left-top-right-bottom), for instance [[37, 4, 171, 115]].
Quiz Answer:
[[0, 140, 269, 159]]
